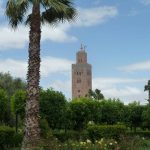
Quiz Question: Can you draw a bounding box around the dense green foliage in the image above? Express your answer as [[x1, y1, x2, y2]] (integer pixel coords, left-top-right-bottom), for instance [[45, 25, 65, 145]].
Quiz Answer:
[[88, 89, 104, 100], [53, 130, 88, 142], [0, 72, 26, 97], [100, 99, 124, 125], [11, 90, 26, 132], [40, 88, 67, 129], [0, 126, 22, 150], [68, 98, 125, 130], [142, 105, 150, 129], [0, 73, 26, 126], [69, 98, 91, 130], [126, 102, 144, 131], [0, 73, 150, 149], [0, 89, 10, 125], [87, 124, 126, 141], [11, 90, 26, 118], [40, 119, 52, 139]]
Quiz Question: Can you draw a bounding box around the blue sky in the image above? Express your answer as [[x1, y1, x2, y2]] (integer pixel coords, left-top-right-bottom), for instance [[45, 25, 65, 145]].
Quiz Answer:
[[0, 0, 150, 104]]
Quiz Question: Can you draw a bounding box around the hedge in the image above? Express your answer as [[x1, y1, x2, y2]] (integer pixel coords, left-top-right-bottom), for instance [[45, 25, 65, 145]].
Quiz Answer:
[[53, 130, 88, 142], [127, 130, 150, 138], [87, 124, 126, 141], [0, 126, 23, 150]]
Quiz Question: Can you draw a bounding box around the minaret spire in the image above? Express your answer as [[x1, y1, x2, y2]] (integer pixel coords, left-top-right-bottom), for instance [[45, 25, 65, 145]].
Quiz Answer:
[[80, 43, 83, 51]]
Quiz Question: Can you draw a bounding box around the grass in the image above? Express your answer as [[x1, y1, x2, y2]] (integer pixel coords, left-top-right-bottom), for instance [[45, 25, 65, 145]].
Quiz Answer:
[[138, 139, 150, 150]]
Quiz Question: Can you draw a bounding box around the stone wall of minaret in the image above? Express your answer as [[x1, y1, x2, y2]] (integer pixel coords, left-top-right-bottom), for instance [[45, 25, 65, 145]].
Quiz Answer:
[[72, 46, 92, 99]]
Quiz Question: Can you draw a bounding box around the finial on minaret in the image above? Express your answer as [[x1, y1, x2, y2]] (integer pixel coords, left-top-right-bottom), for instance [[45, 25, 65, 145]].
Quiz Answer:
[[80, 43, 83, 51]]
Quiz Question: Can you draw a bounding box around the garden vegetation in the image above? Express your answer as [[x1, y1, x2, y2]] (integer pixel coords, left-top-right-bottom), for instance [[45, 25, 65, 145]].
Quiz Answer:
[[0, 73, 150, 149]]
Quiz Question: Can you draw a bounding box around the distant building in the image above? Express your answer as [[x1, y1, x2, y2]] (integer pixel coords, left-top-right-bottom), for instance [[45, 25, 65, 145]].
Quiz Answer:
[[72, 45, 92, 99]]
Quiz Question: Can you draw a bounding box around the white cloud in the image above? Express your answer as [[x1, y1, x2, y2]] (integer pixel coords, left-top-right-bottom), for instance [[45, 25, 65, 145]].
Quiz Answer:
[[92, 77, 147, 104], [46, 78, 147, 104], [119, 60, 150, 72], [103, 87, 147, 104], [140, 0, 150, 5], [0, 26, 28, 49], [0, 5, 118, 50], [0, 56, 73, 78], [75, 6, 118, 27], [103, 87, 141, 97], [0, 59, 27, 78], [0, 57, 146, 103], [41, 56, 73, 77], [50, 80, 71, 95], [93, 77, 146, 90], [0, 24, 77, 50], [49, 77, 147, 104], [0, 57, 73, 99], [41, 24, 77, 43]]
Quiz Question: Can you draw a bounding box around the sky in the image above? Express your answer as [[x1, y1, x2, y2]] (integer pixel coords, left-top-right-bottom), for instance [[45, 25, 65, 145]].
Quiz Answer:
[[0, 0, 150, 104]]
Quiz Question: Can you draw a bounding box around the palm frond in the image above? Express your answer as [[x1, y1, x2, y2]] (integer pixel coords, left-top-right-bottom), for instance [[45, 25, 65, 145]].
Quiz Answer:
[[41, 7, 75, 25], [144, 85, 149, 91], [6, 0, 29, 28], [42, 0, 71, 10], [25, 14, 32, 25], [41, 0, 76, 25]]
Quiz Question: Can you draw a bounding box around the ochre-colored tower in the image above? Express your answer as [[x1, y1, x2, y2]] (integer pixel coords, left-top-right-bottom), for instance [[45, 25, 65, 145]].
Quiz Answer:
[[72, 45, 92, 99]]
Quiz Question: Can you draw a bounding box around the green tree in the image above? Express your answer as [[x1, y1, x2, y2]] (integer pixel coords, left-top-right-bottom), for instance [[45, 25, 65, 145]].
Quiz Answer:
[[11, 90, 26, 133], [101, 99, 124, 125], [144, 80, 150, 104], [6, 0, 76, 149], [69, 97, 103, 130], [0, 89, 10, 125], [88, 89, 104, 100], [85, 99, 102, 124], [40, 88, 67, 129], [0, 72, 26, 97], [142, 105, 150, 129], [128, 102, 143, 132], [69, 98, 90, 130]]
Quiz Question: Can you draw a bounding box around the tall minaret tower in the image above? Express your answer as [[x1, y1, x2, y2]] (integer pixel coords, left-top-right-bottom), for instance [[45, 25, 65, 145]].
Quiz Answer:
[[72, 45, 92, 99]]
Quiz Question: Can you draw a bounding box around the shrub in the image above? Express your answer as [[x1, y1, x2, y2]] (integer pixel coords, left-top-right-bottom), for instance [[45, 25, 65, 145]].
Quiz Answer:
[[87, 124, 126, 141], [59, 139, 118, 150], [118, 135, 150, 150], [12, 132, 23, 147], [0, 126, 23, 150], [53, 130, 88, 142], [127, 130, 150, 138], [39, 139, 119, 150], [40, 119, 52, 138]]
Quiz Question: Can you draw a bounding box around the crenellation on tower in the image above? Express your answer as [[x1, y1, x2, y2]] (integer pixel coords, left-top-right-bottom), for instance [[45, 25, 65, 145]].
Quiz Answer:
[[72, 45, 92, 99]]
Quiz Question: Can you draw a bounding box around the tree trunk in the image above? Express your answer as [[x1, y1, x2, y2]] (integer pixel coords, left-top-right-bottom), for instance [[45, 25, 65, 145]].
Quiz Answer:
[[22, 2, 41, 150]]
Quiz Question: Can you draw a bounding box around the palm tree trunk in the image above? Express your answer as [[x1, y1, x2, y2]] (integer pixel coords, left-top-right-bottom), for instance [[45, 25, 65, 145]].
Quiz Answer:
[[22, 2, 41, 150]]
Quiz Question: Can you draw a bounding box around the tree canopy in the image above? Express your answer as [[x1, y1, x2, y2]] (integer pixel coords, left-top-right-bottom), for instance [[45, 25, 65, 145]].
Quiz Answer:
[[0, 72, 26, 97]]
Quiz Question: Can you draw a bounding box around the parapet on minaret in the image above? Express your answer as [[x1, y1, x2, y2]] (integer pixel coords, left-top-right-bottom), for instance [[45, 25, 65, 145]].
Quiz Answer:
[[72, 45, 92, 99]]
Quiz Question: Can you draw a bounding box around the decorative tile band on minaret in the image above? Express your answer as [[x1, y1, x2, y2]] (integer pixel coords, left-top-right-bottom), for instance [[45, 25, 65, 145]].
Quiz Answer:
[[72, 45, 92, 99]]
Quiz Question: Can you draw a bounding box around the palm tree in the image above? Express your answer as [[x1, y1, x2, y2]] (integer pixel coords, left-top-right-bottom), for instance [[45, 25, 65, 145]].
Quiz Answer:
[[88, 89, 104, 100], [6, 0, 76, 149], [144, 80, 150, 104]]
